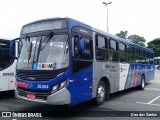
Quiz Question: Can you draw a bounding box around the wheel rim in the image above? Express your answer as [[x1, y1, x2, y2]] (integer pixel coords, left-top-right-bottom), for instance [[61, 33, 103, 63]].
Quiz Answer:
[[142, 78, 145, 88], [97, 85, 105, 101]]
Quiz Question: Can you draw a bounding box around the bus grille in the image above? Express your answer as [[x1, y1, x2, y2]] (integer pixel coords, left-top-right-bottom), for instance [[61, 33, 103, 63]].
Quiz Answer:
[[16, 69, 68, 81], [17, 70, 57, 81], [17, 88, 50, 100]]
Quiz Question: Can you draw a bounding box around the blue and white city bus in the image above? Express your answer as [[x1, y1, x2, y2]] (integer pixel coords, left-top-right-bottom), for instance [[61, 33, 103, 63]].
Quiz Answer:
[[0, 38, 17, 92], [10, 18, 155, 105]]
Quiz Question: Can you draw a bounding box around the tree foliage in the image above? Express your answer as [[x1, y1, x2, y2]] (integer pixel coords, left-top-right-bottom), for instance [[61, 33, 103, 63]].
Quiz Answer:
[[128, 35, 146, 47], [115, 30, 146, 47], [115, 30, 128, 39], [128, 35, 146, 42], [147, 38, 160, 57]]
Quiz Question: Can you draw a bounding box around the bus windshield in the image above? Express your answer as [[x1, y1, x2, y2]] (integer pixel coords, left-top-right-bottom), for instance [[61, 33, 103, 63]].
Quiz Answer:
[[17, 34, 69, 70]]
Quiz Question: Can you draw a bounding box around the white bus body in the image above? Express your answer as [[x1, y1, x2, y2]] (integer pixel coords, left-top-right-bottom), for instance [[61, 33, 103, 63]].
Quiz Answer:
[[0, 38, 17, 92]]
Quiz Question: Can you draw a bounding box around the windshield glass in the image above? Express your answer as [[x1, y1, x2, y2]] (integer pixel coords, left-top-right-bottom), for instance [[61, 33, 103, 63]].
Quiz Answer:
[[17, 34, 69, 70]]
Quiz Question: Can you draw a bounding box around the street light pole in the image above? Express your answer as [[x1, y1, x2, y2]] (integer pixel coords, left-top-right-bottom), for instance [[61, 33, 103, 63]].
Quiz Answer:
[[102, 2, 112, 33]]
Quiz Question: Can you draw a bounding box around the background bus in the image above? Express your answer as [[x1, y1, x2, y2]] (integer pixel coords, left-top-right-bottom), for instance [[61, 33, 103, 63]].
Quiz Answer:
[[10, 18, 155, 105], [0, 38, 17, 92], [154, 57, 160, 69]]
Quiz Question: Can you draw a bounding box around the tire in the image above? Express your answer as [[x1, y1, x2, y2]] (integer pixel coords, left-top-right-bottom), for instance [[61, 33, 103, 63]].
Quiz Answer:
[[94, 81, 107, 106], [139, 75, 145, 90]]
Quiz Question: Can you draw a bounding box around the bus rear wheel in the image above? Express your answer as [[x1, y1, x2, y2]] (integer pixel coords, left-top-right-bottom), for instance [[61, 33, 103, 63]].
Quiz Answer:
[[139, 75, 145, 90], [94, 81, 106, 105]]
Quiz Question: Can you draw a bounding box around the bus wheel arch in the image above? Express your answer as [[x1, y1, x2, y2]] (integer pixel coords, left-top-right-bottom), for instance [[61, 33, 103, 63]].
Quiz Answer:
[[101, 77, 110, 100], [94, 77, 110, 105]]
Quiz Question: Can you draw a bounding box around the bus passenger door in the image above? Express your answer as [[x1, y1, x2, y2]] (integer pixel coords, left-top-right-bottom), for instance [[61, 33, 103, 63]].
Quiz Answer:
[[72, 35, 93, 103]]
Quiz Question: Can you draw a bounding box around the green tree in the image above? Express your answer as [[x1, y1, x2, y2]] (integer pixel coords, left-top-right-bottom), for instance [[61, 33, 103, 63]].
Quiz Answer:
[[128, 35, 146, 47], [115, 30, 128, 39], [147, 38, 160, 57], [116, 31, 146, 47]]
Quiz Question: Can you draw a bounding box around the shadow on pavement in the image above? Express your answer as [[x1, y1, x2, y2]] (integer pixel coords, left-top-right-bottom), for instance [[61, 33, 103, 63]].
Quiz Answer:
[[0, 91, 14, 99]]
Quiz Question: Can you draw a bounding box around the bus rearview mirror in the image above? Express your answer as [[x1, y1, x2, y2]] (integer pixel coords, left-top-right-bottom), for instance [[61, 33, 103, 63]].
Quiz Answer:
[[10, 38, 22, 59]]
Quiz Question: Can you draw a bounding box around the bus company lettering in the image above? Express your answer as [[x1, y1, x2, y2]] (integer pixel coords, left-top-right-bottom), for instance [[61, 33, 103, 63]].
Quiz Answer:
[[38, 63, 54, 69], [105, 65, 118, 72]]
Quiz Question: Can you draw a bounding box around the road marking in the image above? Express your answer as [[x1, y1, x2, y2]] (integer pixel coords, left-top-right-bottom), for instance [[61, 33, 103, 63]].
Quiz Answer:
[[136, 102, 160, 107], [148, 96, 160, 104], [136, 95, 160, 107], [145, 88, 160, 92]]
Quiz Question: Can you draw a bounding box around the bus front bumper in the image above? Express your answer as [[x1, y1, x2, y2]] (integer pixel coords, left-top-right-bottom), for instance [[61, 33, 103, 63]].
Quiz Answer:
[[15, 88, 71, 105]]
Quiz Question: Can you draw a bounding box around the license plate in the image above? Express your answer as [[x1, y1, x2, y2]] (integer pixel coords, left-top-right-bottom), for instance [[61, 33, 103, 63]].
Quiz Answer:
[[27, 93, 36, 99]]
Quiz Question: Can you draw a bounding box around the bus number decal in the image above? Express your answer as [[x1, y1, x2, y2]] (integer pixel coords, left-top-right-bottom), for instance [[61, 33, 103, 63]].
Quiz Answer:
[[3, 72, 14, 76], [37, 84, 49, 89]]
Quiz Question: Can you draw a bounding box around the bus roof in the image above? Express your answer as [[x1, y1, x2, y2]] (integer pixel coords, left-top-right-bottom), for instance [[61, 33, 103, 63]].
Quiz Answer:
[[68, 17, 153, 53], [22, 17, 64, 27], [21, 17, 153, 53]]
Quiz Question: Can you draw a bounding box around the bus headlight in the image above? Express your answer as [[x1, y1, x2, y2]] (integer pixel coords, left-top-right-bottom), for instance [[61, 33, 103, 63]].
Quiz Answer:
[[52, 84, 59, 91], [60, 80, 67, 88], [51, 79, 68, 93]]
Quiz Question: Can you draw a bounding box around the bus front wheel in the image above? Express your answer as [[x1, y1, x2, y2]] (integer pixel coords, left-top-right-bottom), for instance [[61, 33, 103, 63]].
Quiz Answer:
[[94, 80, 106, 105]]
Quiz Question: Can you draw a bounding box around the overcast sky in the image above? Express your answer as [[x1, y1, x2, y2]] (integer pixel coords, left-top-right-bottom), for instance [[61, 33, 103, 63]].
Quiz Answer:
[[0, 0, 160, 44]]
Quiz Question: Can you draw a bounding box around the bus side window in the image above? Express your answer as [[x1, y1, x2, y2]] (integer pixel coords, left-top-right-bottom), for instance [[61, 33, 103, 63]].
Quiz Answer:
[[73, 36, 79, 59], [109, 39, 118, 62], [0, 49, 4, 70], [80, 38, 92, 60], [72, 35, 93, 73], [73, 35, 92, 60], [127, 45, 135, 63], [150, 53, 154, 64], [146, 52, 150, 64], [0, 40, 14, 71], [95, 35, 108, 61], [119, 42, 127, 63]]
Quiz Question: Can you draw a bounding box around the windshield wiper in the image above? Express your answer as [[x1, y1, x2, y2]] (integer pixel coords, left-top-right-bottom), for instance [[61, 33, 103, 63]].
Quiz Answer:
[[28, 42, 33, 63], [40, 32, 54, 50], [35, 32, 54, 62], [25, 36, 30, 52], [25, 36, 33, 63]]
